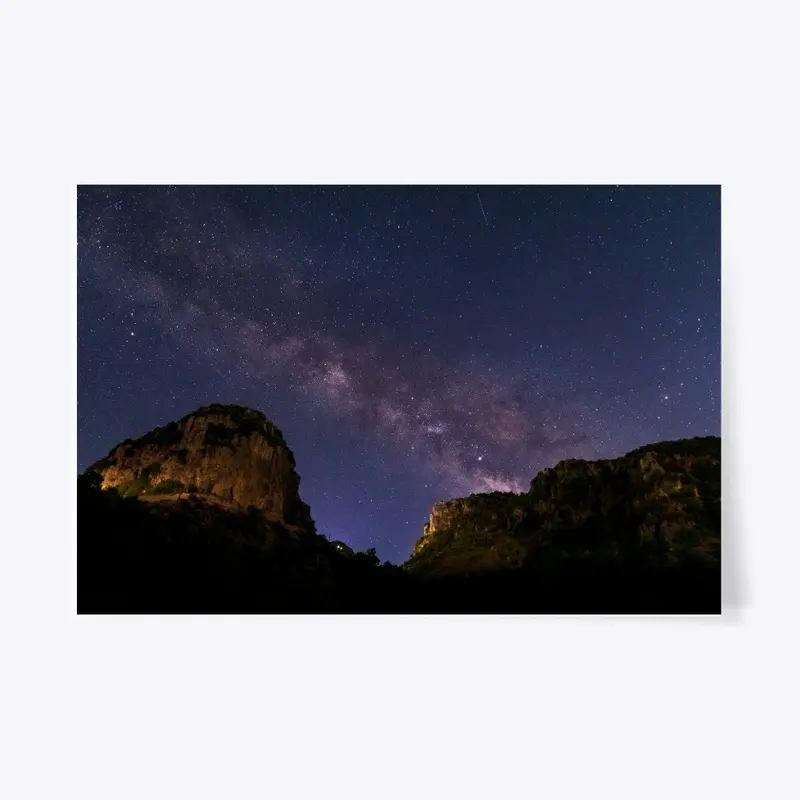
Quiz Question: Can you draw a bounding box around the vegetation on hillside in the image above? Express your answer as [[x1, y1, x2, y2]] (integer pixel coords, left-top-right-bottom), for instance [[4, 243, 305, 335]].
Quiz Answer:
[[404, 436, 721, 610], [78, 473, 408, 613]]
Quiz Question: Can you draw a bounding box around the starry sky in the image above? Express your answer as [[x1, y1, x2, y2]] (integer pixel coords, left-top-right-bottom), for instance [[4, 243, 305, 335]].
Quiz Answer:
[[77, 185, 720, 562]]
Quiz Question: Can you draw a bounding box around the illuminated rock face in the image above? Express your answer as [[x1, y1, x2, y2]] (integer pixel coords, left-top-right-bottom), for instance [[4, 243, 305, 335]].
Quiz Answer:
[[90, 404, 313, 529], [406, 437, 721, 577]]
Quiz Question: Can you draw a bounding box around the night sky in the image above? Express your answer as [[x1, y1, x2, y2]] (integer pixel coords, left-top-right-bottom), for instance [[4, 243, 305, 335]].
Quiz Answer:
[[77, 185, 720, 562]]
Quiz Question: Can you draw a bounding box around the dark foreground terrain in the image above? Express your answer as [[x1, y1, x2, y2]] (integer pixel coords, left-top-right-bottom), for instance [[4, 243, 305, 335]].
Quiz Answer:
[[77, 479, 720, 615]]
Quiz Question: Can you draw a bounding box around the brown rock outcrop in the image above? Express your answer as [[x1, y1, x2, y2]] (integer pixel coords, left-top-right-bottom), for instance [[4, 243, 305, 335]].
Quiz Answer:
[[89, 404, 313, 529], [406, 436, 721, 577]]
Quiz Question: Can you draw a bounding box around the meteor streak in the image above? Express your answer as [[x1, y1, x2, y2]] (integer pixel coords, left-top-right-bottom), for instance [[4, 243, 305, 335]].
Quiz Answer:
[[476, 190, 489, 229]]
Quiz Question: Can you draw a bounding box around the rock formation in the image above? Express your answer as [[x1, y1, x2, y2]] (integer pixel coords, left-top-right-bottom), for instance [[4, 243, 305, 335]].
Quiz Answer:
[[406, 436, 721, 578], [79, 410, 721, 613], [89, 404, 313, 529]]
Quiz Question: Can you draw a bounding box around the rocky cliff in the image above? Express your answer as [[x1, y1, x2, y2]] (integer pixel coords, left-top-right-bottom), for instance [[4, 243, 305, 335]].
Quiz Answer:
[[89, 404, 313, 529], [406, 436, 721, 578], [79, 415, 721, 613]]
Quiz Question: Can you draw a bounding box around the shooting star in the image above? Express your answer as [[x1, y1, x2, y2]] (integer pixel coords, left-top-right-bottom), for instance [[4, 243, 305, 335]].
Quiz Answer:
[[476, 190, 490, 229]]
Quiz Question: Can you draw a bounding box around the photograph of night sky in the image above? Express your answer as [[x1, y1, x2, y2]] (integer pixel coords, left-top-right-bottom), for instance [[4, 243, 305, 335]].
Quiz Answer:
[[77, 185, 721, 614]]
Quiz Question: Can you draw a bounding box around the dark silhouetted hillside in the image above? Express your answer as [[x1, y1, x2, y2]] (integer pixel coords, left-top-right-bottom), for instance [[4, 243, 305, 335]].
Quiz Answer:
[[78, 407, 721, 614]]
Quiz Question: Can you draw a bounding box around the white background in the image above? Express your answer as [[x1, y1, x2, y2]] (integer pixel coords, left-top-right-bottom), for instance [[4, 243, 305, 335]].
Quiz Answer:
[[1, 1, 798, 798]]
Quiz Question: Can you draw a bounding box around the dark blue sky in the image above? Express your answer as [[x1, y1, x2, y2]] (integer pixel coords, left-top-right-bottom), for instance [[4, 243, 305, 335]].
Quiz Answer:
[[78, 185, 720, 562]]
